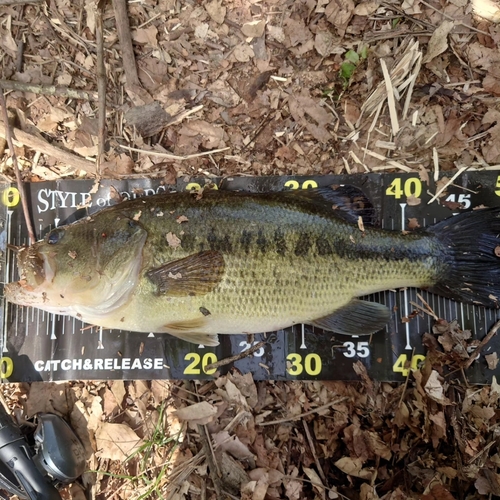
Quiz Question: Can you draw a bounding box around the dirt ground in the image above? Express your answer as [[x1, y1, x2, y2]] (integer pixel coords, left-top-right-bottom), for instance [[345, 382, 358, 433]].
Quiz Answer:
[[1, 0, 500, 499]]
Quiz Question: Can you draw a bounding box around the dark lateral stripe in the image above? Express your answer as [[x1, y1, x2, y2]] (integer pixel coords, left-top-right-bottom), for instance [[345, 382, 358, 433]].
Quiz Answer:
[[257, 229, 267, 253], [207, 228, 233, 252], [316, 236, 333, 256], [240, 230, 252, 253], [294, 232, 312, 256], [274, 230, 287, 256]]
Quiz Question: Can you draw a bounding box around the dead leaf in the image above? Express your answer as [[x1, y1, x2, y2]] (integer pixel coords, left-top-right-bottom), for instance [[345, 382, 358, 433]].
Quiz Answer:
[[173, 401, 217, 425], [486, 352, 499, 369], [314, 31, 341, 57], [422, 484, 455, 500], [288, 95, 334, 143], [178, 119, 226, 149], [360, 483, 380, 500], [213, 431, 254, 459], [334, 457, 372, 479], [325, 0, 355, 37], [424, 370, 452, 405], [95, 423, 143, 460], [407, 195, 421, 206], [205, 0, 226, 24], [475, 470, 500, 496], [234, 44, 255, 62], [354, 1, 380, 16], [242, 20, 266, 38], [166, 232, 181, 248], [423, 20, 455, 64]]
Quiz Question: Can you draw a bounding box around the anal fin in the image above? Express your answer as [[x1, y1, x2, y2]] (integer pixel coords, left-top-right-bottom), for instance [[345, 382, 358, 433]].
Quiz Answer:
[[311, 299, 390, 336]]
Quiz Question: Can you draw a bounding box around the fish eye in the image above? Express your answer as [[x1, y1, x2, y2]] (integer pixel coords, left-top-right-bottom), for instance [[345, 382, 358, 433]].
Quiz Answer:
[[47, 228, 65, 245]]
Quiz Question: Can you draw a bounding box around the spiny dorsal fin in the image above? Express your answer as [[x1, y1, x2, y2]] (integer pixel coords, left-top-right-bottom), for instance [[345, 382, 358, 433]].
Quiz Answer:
[[147, 251, 225, 296]]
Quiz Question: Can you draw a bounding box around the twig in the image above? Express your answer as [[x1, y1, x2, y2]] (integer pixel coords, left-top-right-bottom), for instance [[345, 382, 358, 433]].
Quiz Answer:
[[204, 340, 267, 372], [111, 0, 141, 88], [427, 166, 468, 204], [0, 122, 97, 174], [258, 397, 347, 426], [0, 91, 36, 244], [302, 420, 327, 484], [0, 79, 98, 101], [197, 423, 225, 499], [96, 0, 107, 170], [419, 0, 492, 37], [462, 319, 500, 370], [118, 144, 229, 160]]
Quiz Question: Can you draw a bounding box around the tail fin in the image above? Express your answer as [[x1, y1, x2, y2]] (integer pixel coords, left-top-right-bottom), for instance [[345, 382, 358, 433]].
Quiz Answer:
[[428, 207, 500, 308]]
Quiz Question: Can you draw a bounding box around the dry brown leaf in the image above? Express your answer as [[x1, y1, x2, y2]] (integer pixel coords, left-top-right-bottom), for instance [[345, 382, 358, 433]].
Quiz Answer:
[[133, 26, 158, 47], [475, 470, 500, 496], [173, 401, 217, 425], [429, 411, 446, 448], [234, 44, 255, 62], [360, 483, 380, 500], [289, 95, 333, 143], [205, 0, 226, 24], [421, 484, 455, 500], [179, 119, 226, 149], [303, 467, 325, 498], [354, 1, 380, 15], [213, 430, 254, 459], [95, 422, 143, 460], [423, 20, 455, 64], [325, 0, 354, 36], [486, 352, 499, 370], [166, 232, 181, 248], [314, 31, 342, 57], [424, 370, 452, 405], [334, 457, 372, 479], [242, 20, 266, 38], [284, 467, 303, 500]]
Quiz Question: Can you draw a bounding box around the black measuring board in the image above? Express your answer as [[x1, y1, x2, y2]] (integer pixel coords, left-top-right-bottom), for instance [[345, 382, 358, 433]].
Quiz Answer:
[[0, 171, 500, 383]]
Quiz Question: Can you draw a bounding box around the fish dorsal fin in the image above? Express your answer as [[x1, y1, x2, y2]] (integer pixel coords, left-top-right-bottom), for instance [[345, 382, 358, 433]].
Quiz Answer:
[[311, 299, 390, 335], [292, 186, 376, 226], [147, 251, 225, 296]]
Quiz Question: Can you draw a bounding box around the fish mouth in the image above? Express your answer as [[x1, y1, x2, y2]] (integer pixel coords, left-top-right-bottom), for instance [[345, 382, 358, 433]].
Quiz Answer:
[[4, 246, 55, 307], [15, 246, 55, 289]]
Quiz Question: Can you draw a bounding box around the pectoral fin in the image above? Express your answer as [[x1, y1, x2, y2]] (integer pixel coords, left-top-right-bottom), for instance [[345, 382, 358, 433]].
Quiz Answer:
[[147, 251, 225, 296], [311, 299, 390, 335]]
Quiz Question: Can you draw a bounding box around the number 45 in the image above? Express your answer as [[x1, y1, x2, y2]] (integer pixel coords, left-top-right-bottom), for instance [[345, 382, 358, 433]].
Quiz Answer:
[[343, 341, 370, 358]]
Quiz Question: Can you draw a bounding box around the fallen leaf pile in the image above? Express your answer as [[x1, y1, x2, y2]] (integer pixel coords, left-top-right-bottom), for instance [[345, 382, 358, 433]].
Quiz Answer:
[[4, 339, 500, 500], [0, 0, 499, 181]]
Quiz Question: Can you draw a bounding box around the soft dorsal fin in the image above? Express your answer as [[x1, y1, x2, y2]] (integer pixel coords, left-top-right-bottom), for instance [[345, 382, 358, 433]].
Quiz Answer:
[[290, 186, 376, 226], [147, 251, 225, 296]]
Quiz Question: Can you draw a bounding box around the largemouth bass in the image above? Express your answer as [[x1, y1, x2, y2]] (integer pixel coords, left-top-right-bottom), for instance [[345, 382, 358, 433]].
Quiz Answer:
[[5, 187, 500, 346]]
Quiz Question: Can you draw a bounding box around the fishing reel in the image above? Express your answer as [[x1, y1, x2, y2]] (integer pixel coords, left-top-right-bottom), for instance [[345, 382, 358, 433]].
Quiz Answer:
[[0, 404, 86, 500]]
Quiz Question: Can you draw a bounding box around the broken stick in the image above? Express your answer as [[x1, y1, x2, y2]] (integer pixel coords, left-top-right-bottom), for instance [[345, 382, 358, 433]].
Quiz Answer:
[[0, 123, 97, 174]]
